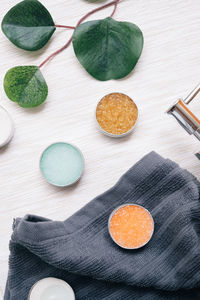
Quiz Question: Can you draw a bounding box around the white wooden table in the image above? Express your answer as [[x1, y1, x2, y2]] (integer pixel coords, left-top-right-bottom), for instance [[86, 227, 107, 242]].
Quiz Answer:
[[1, 0, 200, 297]]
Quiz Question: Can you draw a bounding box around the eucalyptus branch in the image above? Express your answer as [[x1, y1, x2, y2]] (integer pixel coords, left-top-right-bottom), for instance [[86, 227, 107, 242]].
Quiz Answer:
[[38, 0, 120, 68], [3, 0, 143, 108]]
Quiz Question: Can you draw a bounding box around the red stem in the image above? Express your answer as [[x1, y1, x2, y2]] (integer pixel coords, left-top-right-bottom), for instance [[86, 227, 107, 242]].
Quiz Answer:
[[76, 0, 120, 27], [55, 24, 76, 29], [110, 0, 120, 18], [39, 0, 120, 69]]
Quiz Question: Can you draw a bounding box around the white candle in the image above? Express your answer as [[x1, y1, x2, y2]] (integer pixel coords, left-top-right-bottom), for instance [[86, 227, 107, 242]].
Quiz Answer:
[[0, 106, 14, 147], [28, 278, 75, 300]]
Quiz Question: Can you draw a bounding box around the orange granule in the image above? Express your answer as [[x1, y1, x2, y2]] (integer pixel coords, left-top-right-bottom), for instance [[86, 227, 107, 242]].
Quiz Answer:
[[96, 93, 138, 135], [109, 205, 154, 249]]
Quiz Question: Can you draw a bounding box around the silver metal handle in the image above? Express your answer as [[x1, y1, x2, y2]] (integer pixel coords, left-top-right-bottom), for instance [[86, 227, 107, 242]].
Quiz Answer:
[[167, 83, 200, 158], [167, 82, 200, 141], [184, 83, 200, 104]]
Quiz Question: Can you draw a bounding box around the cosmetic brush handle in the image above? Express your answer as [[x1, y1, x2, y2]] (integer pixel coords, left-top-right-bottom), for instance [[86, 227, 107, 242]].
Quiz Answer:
[[184, 83, 200, 105]]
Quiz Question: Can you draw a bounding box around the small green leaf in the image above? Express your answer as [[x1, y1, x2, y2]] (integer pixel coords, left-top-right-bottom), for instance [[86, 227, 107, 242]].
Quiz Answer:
[[4, 66, 48, 108], [72, 17, 143, 81], [1, 0, 56, 51]]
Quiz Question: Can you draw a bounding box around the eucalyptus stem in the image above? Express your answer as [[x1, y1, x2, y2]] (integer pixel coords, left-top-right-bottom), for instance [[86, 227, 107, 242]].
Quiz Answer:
[[55, 24, 76, 29], [38, 0, 120, 69], [110, 0, 120, 18]]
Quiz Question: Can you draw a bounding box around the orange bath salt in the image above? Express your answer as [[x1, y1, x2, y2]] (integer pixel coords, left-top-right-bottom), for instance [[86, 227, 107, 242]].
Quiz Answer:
[[109, 204, 154, 249], [96, 93, 138, 136]]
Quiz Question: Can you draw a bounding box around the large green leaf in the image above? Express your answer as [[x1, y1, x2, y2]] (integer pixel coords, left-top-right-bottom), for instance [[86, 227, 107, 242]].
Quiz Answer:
[[1, 0, 56, 51], [72, 17, 143, 81], [4, 66, 48, 108]]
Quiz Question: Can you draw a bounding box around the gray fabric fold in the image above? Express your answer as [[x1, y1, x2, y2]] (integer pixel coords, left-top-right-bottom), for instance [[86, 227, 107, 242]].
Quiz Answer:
[[4, 152, 200, 299]]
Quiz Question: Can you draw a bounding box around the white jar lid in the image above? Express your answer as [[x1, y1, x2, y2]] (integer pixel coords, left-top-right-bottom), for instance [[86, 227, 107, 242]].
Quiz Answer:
[[0, 106, 14, 147], [28, 277, 75, 300]]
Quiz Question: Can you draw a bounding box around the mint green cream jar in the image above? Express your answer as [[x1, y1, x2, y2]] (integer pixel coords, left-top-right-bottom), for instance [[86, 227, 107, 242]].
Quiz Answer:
[[40, 142, 84, 187]]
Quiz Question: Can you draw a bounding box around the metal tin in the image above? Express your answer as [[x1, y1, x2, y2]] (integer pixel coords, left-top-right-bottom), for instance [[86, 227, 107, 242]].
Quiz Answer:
[[95, 93, 139, 138], [28, 277, 75, 300], [108, 203, 154, 250], [0, 105, 14, 148], [40, 142, 84, 187]]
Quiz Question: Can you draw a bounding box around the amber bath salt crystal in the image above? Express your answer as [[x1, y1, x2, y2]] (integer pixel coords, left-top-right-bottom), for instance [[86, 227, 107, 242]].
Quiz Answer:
[[108, 204, 154, 249], [96, 93, 138, 137]]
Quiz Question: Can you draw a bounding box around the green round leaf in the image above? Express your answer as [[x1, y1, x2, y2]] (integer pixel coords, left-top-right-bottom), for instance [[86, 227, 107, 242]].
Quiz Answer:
[[72, 17, 144, 81], [4, 66, 48, 108], [1, 0, 56, 51]]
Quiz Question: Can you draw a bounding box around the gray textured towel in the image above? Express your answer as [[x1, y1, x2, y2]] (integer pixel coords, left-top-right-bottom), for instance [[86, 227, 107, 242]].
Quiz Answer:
[[4, 152, 200, 299]]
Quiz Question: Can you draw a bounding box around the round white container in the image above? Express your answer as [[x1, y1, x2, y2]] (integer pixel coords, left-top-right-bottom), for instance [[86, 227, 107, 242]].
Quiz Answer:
[[0, 105, 14, 147], [28, 277, 75, 300]]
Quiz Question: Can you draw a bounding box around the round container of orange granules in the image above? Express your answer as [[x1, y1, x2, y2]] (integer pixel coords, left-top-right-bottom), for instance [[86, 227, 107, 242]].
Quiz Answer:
[[108, 204, 154, 250], [96, 93, 139, 138]]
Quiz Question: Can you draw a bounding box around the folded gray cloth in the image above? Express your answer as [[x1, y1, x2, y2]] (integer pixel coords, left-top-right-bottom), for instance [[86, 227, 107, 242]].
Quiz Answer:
[[4, 152, 200, 299]]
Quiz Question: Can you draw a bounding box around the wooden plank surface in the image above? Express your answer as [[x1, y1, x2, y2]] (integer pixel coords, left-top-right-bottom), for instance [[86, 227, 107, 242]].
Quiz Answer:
[[0, 0, 200, 297]]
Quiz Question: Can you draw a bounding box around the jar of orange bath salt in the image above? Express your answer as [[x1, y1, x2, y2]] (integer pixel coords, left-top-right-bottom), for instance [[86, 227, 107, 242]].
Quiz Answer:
[[108, 204, 154, 249], [96, 93, 138, 137]]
